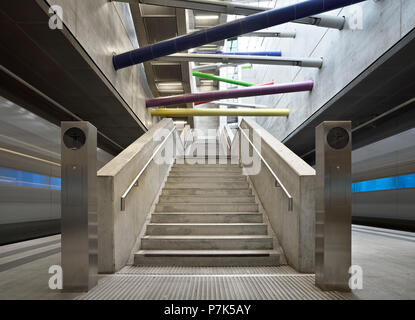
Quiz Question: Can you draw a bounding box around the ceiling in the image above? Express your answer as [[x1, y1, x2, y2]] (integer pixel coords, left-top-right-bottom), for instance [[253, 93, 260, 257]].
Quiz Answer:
[[128, 2, 230, 126], [128, 3, 192, 124], [188, 9, 227, 89]]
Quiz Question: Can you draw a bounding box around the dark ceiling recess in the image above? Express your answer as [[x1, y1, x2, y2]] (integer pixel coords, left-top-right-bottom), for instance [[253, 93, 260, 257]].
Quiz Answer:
[[0, 0, 148, 156], [283, 28, 415, 165], [130, 3, 192, 125]]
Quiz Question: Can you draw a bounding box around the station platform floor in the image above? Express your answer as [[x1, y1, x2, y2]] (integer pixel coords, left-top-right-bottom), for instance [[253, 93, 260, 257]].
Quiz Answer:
[[0, 225, 414, 300]]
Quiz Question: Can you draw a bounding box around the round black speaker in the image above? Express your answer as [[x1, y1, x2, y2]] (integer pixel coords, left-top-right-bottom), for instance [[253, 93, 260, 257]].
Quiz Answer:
[[63, 127, 86, 150], [327, 127, 349, 150]]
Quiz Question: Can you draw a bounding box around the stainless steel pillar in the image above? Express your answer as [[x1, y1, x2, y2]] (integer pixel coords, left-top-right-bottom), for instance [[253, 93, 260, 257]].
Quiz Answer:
[[315, 121, 352, 292], [61, 122, 97, 292]]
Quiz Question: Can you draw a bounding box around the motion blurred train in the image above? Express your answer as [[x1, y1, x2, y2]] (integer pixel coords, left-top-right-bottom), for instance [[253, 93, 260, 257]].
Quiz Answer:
[[351, 128, 415, 231], [0, 97, 113, 244], [0, 97, 414, 245]]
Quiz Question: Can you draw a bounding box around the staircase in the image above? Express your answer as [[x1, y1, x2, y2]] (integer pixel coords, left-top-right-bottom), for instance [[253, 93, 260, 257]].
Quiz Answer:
[[134, 159, 281, 266]]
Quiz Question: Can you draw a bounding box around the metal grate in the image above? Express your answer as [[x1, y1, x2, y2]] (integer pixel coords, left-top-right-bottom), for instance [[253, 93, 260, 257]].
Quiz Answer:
[[117, 265, 297, 275], [77, 266, 352, 300]]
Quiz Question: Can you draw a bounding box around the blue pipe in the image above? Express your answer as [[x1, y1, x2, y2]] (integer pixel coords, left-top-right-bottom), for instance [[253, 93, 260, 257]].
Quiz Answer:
[[113, 0, 366, 70], [192, 51, 282, 57]]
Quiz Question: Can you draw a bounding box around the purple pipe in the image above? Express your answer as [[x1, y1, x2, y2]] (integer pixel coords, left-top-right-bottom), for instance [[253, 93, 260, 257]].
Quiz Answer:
[[146, 81, 314, 108], [192, 51, 282, 57]]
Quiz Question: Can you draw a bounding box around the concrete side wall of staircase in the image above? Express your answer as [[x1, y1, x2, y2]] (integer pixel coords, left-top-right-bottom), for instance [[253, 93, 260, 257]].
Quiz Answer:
[[237, 119, 316, 273], [97, 119, 174, 273]]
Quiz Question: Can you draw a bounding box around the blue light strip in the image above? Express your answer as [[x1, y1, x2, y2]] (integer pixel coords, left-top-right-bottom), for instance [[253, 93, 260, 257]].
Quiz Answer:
[[352, 173, 415, 193], [0, 168, 61, 190], [1, 168, 413, 193]]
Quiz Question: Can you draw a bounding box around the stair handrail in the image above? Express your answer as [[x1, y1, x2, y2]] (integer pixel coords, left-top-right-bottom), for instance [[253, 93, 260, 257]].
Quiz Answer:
[[121, 127, 176, 211], [239, 127, 293, 211]]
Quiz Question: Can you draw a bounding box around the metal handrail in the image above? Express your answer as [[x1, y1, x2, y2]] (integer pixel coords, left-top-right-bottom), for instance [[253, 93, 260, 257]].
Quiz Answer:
[[183, 127, 192, 151], [182, 127, 194, 157], [121, 127, 175, 211], [239, 128, 293, 211]]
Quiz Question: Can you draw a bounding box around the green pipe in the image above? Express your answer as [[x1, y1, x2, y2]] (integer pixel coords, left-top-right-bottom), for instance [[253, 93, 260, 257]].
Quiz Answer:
[[192, 71, 254, 87], [241, 64, 253, 69]]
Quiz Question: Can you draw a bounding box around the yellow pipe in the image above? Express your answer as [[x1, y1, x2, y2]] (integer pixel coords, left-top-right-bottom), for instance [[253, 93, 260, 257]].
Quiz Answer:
[[152, 108, 290, 117]]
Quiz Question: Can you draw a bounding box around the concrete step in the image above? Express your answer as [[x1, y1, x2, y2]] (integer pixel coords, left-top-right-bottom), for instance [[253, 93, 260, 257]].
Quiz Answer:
[[164, 182, 249, 189], [173, 164, 240, 169], [141, 235, 274, 250], [146, 223, 268, 235], [155, 203, 258, 213], [167, 176, 246, 183], [162, 188, 252, 196], [171, 167, 241, 173], [134, 249, 280, 266], [158, 195, 256, 204], [169, 171, 242, 177], [151, 212, 263, 223]]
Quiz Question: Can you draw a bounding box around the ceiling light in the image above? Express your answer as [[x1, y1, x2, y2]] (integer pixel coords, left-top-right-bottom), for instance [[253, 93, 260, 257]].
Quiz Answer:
[[195, 15, 219, 20], [157, 82, 183, 87], [156, 82, 184, 93], [157, 89, 184, 93], [200, 80, 214, 85]]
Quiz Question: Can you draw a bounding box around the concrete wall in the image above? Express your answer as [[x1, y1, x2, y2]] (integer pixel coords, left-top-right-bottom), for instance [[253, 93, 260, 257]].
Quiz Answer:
[[239, 0, 415, 141], [237, 119, 316, 272], [46, 0, 153, 129], [97, 119, 174, 273]]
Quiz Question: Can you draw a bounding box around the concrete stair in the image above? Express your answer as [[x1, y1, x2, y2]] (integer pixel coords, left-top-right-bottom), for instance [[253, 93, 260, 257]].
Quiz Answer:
[[155, 203, 259, 212], [146, 223, 268, 235], [167, 176, 246, 182], [158, 195, 256, 203], [164, 182, 249, 189], [151, 212, 264, 223], [134, 160, 281, 266], [141, 235, 274, 250]]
